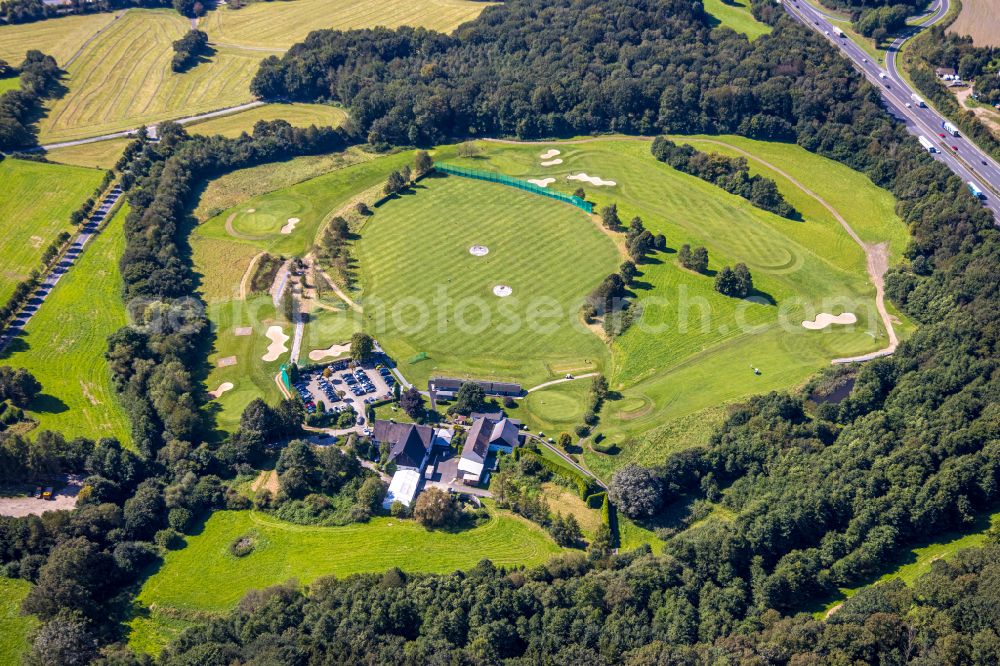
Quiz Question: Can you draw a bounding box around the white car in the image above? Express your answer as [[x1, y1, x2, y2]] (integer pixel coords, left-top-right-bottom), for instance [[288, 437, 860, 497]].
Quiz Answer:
[[862, 58, 868, 63], [905, 102, 912, 108]]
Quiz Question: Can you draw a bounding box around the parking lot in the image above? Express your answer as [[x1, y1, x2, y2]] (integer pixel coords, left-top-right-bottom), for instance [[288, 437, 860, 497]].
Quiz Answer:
[[290, 360, 397, 430]]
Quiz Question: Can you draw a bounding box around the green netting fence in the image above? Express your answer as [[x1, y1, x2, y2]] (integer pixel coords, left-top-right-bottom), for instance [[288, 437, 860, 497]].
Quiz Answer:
[[435, 163, 594, 213], [279, 363, 292, 391]]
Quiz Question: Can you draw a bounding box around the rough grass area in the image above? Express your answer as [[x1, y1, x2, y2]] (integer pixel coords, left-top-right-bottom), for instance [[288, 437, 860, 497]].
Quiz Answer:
[[440, 137, 906, 479], [812, 511, 1000, 617], [192, 146, 378, 221], [0, 158, 104, 304], [39, 9, 262, 143], [540, 482, 603, 537], [1, 205, 131, 444], [0, 76, 18, 94], [130, 506, 561, 652], [200, 0, 495, 50], [44, 138, 130, 169], [702, 0, 772, 40], [355, 174, 619, 388], [948, 0, 1000, 47], [0, 11, 116, 64], [184, 103, 348, 138], [0, 578, 36, 665]]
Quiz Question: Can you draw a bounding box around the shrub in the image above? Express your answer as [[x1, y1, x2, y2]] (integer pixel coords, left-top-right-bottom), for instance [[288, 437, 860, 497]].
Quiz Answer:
[[167, 507, 193, 533], [229, 533, 257, 557], [154, 528, 184, 550]]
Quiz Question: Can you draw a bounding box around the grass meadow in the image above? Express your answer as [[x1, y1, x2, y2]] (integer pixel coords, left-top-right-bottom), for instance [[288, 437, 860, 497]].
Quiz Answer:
[[437, 137, 906, 479], [2, 204, 131, 443], [130, 506, 561, 652], [702, 0, 772, 39], [39, 9, 263, 143], [0, 158, 104, 304], [200, 0, 495, 50], [183, 103, 347, 138], [45, 137, 131, 169], [354, 174, 619, 388], [0, 11, 115, 64], [0, 76, 18, 94], [0, 578, 36, 665]]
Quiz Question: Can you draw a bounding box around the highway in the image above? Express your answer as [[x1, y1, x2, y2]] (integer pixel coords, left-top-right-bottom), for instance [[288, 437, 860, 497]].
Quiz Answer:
[[782, 0, 1000, 222]]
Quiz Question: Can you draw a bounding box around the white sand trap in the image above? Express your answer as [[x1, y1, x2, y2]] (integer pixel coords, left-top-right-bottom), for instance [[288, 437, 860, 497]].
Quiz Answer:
[[540, 149, 561, 160], [308, 343, 351, 362], [527, 178, 555, 187], [493, 285, 513, 297], [209, 382, 234, 399], [233, 326, 252, 337], [217, 355, 237, 367], [246, 208, 255, 213], [540, 159, 563, 167], [567, 173, 616, 187], [469, 245, 490, 256], [261, 325, 289, 362], [280, 217, 300, 234], [802, 312, 857, 330]]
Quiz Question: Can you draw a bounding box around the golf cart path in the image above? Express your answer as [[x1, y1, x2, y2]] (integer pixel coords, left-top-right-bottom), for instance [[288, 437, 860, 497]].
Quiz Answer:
[[484, 136, 898, 364], [239, 251, 265, 299], [314, 262, 363, 313], [527, 372, 598, 393]]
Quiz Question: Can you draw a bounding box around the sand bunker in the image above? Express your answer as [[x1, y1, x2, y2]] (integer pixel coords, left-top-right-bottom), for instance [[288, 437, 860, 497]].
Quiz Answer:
[[802, 312, 857, 330], [540, 149, 561, 160], [308, 343, 351, 362], [246, 208, 255, 213], [493, 285, 513, 297], [209, 382, 234, 398], [217, 356, 237, 367], [567, 173, 616, 187], [280, 217, 300, 234], [262, 325, 289, 362], [469, 245, 490, 256], [527, 178, 555, 187], [541, 159, 563, 167], [233, 326, 252, 337]]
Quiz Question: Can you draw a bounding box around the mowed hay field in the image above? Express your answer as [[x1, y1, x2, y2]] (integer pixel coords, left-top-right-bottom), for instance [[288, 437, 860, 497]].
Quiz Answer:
[[0, 578, 36, 666], [2, 205, 131, 444], [184, 102, 347, 138], [39, 9, 264, 143], [948, 0, 1000, 47], [0, 11, 116, 64], [702, 0, 772, 40], [45, 137, 131, 169], [439, 138, 905, 479], [130, 507, 561, 651], [355, 175, 619, 387], [201, 0, 496, 50], [0, 158, 104, 304]]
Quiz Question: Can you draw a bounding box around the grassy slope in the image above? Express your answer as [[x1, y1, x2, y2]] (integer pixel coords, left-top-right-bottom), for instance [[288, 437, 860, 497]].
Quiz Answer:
[[2, 205, 131, 443], [131, 506, 561, 651], [184, 103, 348, 138], [0, 578, 36, 665], [813, 511, 1000, 616], [39, 9, 263, 143], [0, 158, 103, 304], [201, 0, 494, 50], [702, 0, 772, 40], [354, 175, 619, 388], [438, 138, 905, 480], [0, 76, 18, 94], [0, 11, 115, 64]]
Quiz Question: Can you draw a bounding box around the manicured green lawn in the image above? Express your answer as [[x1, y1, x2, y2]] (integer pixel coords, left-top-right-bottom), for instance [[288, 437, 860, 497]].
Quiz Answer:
[[2, 204, 131, 444], [354, 174, 619, 388], [197, 150, 417, 257], [184, 103, 348, 138], [438, 137, 906, 479], [130, 506, 562, 652], [0, 578, 37, 665], [517, 381, 592, 435], [703, 0, 772, 40], [0, 158, 104, 304]]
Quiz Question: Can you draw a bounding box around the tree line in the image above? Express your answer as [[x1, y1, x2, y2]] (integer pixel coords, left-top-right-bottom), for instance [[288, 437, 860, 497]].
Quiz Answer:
[[0, 50, 61, 151]]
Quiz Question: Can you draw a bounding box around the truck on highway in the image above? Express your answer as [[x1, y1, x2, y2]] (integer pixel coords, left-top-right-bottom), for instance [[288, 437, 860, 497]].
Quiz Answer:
[[943, 121, 960, 137], [834, 28, 845, 38], [918, 136, 937, 153], [967, 181, 985, 200], [910, 93, 926, 107]]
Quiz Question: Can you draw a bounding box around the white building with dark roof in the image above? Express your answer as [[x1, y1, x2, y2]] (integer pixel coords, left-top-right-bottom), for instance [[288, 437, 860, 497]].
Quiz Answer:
[[457, 415, 522, 486]]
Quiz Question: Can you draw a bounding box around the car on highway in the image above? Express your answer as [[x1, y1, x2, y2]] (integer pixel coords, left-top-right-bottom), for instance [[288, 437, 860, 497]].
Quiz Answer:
[[939, 133, 946, 138], [952, 145, 958, 151]]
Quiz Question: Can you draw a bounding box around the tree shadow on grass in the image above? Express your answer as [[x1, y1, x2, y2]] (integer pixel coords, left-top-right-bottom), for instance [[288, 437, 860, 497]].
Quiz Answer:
[[29, 393, 69, 414]]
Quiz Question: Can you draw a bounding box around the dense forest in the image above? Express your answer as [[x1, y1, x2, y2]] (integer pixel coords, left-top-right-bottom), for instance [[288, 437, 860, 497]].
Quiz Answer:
[[0, 0, 998, 662]]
